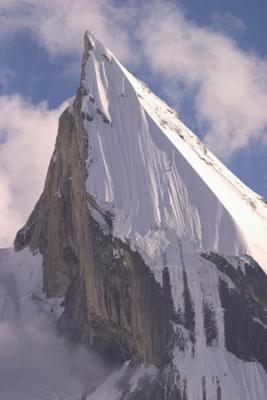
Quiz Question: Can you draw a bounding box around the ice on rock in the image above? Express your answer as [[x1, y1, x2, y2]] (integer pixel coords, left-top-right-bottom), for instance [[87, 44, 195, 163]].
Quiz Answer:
[[82, 32, 267, 276]]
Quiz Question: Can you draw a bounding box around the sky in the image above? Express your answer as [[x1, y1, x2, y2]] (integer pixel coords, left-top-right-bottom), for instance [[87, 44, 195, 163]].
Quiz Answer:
[[0, 0, 267, 247]]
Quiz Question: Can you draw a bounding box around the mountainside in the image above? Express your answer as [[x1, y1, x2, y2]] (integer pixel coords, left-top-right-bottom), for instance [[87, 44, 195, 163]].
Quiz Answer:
[[1, 32, 267, 399]]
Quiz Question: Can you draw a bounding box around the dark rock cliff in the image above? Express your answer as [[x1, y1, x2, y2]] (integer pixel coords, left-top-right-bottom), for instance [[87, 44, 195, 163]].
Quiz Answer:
[[13, 33, 267, 399], [202, 252, 267, 371], [14, 43, 175, 368]]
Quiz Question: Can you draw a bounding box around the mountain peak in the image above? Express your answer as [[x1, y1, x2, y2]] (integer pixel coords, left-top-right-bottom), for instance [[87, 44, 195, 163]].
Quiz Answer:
[[83, 30, 112, 56], [82, 30, 114, 74], [4, 31, 267, 400], [77, 31, 267, 273]]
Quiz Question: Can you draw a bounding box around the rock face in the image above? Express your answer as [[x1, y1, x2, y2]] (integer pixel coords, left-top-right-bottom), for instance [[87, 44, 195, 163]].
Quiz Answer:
[[12, 32, 267, 399], [14, 74, 173, 368], [201, 252, 267, 369]]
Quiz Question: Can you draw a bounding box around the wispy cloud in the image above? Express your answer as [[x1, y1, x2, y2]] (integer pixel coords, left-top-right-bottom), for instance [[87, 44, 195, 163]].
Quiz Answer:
[[0, 314, 108, 398], [211, 11, 246, 38], [0, 0, 134, 61], [0, 63, 13, 91], [0, 95, 66, 247], [138, 2, 267, 158]]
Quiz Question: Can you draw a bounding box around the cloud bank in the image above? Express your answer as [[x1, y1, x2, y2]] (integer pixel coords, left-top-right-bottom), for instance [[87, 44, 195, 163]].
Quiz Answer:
[[0, 95, 65, 247]]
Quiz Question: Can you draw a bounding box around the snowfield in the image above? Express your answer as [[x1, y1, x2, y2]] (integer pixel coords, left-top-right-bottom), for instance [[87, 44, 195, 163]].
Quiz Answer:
[[1, 31, 267, 400], [82, 32, 267, 276]]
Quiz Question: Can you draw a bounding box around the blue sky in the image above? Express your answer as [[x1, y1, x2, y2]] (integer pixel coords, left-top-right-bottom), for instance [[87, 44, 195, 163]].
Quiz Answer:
[[0, 0, 267, 245]]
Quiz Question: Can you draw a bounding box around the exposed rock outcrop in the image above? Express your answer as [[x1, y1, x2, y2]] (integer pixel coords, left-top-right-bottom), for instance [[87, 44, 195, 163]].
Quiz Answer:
[[12, 32, 267, 399], [14, 37, 175, 368], [202, 252, 267, 371]]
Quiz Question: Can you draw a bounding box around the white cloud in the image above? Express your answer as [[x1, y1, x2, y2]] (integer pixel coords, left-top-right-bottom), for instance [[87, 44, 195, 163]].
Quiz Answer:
[[0, 95, 66, 247], [138, 2, 267, 158], [0, 0, 134, 62]]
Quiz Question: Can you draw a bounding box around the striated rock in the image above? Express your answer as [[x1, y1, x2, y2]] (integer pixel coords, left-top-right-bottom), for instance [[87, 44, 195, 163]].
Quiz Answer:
[[12, 32, 267, 399], [14, 38, 174, 368]]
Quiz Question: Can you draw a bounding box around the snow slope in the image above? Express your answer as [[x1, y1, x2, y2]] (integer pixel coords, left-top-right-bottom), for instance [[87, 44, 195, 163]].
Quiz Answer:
[[79, 34, 267, 399], [87, 351, 267, 400], [81, 32, 267, 277], [1, 31, 267, 399]]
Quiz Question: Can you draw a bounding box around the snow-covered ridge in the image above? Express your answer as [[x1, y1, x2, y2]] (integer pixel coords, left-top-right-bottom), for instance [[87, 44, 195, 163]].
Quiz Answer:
[[81, 31, 267, 273]]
